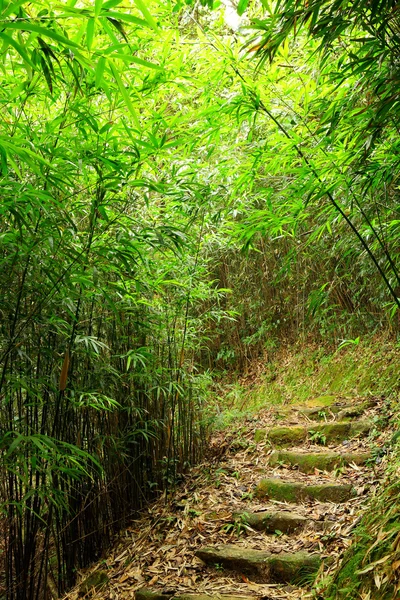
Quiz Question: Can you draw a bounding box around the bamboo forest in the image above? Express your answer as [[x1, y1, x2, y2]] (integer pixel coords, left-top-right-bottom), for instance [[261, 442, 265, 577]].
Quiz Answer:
[[0, 0, 400, 599]]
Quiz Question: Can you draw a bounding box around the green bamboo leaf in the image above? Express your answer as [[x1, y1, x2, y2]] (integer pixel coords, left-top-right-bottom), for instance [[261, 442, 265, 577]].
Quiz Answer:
[[110, 61, 141, 129], [73, 19, 87, 44], [132, 0, 159, 32], [86, 17, 95, 50], [100, 16, 120, 45], [102, 0, 123, 8], [106, 17, 128, 43], [5, 22, 80, 48], [237, 0, 249, 16], [95, 0, 103, 17], [2, 0, 29, 18], [6, 433, 24, 458], [110, 52, 162, 70], [0, 32, 36, 69], [128, 55, 162, 71], [0, 143, 7, 175], [40, 55, 53, 93], [105, 10, 148, 28], [4, 153, 21, 179], [95, 55, 106, 87], [1, 139, 53, 168]]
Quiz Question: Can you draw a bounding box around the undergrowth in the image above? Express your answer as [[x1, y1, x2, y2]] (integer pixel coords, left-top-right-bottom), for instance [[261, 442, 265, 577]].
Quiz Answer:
[[212, 335, 400, 428], [318, 431, 400, 599], [213, 335, 400, 600]]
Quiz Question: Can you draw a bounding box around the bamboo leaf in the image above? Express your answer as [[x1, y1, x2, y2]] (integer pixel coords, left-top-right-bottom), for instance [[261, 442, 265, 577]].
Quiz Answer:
[[102, 0, 123, 8], [40, 55, 52, 92], [109, 61, 141, 129], [0, 143, 7, 175], [106, 16, 128, 43], [6, 433, 25, 458], [95, 55, 106, 87], [5, 22, 80, 48], [95, 0, 103, 17], [132, 0, 159, 32], [0, 32, 36, 69], [86, 17, 95, 50], [109, 52, 162, 70], [237, 0, 249, 16], [104, 10, 148, 28]]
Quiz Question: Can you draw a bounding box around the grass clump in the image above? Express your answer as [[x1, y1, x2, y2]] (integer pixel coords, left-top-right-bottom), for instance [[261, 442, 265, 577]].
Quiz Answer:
[[213, 337, 400, 425], [321, 440, 400, 599]]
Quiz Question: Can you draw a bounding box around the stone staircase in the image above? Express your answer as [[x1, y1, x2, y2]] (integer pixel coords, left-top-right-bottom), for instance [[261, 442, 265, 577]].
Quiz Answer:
[[78, 397, 386, 600], [133, 398, 380, 600]]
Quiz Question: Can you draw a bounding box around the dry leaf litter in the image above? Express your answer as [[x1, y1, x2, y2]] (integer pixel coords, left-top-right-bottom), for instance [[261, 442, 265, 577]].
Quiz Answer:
[[64, 395, 391, 600]]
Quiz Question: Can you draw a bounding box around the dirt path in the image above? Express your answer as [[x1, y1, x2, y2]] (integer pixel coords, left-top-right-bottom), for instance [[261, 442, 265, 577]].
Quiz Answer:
[[68, 395, 390, 600]]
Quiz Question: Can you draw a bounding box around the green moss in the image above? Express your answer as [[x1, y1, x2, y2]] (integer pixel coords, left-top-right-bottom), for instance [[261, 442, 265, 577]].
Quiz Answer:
[[263, 420, 370, 448], [312, 420, 370, 442], [78, 570, 109, 596], [268, 552, 321, 585], [238, 509, 308, 533], [135, 590, 175, 600], [305, 395, 336, 408], [266, 425, 307, 446], [196, 545, 321, 584], [254, 429, 266, 442], [326, 545, 365, 598], [307, 483, 355, 503], [255, 478, 355, 503], [255, 478, 301, 502], [269, 450, 370, 473], [322, 444, 400, 599]]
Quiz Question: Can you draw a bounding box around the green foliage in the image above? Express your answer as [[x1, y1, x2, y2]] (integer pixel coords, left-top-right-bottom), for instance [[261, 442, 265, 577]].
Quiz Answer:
[[1, 0, 400, 597], [322, 443, 400, 598], [215, 339, 400, 422], [308, 429, 327, 445], [221, 512, 252, 537], [0, 2, 237, 596]]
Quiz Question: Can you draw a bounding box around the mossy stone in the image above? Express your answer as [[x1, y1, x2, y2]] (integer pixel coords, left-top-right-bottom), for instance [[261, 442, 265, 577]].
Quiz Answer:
[[256, 478, 302, 502], [310, 420, 370, 442], [235, 509, 308, 533], [305, 396, 337, 408], [269, 450, 371, 473], [196, 545, 321, 584], [255, 429, 266, 442], [263, 420, 370, 448], [255, 478, 355, 503], [337, 400, 376, 420], [135, 590, 175, 600], [306, 483, 356, 502], [136, 588, 258, 600], [179, 595, 255, 600], [265, 425, 307, 446], [297, 406, 342, 419], [267, 551, 321, 585], [78, 570, 109, 596]]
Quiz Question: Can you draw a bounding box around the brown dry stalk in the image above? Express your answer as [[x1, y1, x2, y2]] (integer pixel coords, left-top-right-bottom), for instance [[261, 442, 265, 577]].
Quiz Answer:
[[59, 350, 70, 391]]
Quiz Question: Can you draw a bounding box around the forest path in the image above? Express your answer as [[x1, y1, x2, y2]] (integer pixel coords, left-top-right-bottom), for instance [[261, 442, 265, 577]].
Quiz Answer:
[[70, 395, 390, 600]]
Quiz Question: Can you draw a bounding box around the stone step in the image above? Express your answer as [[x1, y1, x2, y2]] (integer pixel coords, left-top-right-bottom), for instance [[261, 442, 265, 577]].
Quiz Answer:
[[269, 450, 371, 473], [336, 400, 376, 420], [255, 477, 355, 503], [255, 420, 371, 446], [136, 591, 254, 600], [297, 399, 376, 421], [233, 509, 311, 533], [196, 545, 321, 584]]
